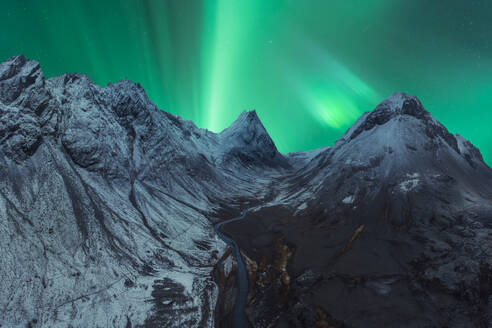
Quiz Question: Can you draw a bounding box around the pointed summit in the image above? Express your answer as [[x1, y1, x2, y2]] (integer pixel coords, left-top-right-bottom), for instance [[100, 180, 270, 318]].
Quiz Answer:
[[227, 110, 263, 129], [377, 92, 426, 114], [334, 92, 489, 173], [219, 110, 290, 168], [0, 54, 42, 82], [0, 55, 27, 80], [0, 55, 44, 104], [106, 78, 157, 118], [221, 110, 268, 144], [349, 92, 435, 141]]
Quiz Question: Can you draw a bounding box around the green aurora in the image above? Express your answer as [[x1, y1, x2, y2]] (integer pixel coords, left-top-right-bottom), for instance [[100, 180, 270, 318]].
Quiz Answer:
[[1, 0, 491, 163]]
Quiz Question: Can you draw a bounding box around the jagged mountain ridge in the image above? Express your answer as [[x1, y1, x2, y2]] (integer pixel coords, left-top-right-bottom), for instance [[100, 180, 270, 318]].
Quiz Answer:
[[0, 55, 492, 328], [0, 55, 284, 328]]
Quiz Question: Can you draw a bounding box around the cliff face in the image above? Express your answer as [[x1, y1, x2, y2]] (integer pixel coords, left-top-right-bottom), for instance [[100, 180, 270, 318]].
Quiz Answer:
[[1, 55, 492, 328]]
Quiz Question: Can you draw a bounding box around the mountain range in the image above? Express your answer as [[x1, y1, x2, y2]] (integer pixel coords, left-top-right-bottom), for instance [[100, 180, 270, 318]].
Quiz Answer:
[[0, 55, 492, 327]]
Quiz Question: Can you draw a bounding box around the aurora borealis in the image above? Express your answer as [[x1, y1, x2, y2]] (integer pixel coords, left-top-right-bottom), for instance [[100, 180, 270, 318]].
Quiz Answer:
[[1, 1, 491, 163]]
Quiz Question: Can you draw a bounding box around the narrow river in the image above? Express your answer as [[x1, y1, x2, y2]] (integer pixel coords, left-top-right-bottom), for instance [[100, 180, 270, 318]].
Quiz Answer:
[[214, 209, 251, 328]]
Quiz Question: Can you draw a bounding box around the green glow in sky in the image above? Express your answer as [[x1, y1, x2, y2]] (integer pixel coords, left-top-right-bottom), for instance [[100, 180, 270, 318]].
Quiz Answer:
[[1, 0, 491, 163]]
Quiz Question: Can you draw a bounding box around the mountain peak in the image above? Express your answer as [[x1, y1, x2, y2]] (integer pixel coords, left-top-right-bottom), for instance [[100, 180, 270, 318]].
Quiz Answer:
[[221, 110, 266, 140], [106, 78, 156, 117], [241, 109, 259, 118], [374, 92, 428, 118], [380, 91, 420, 109], [338, 92, 491, 170], [219, 110, 289, 168], [0, 54, 42, 81], [0, 54, 44, 105], [349, 92, 431, 140], [0, 55, 27, 79], [232, 109, 262, 127]]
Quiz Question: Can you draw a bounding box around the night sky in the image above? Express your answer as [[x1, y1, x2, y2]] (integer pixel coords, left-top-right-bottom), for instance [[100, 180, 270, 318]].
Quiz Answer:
[[1, 1, 491, 163]]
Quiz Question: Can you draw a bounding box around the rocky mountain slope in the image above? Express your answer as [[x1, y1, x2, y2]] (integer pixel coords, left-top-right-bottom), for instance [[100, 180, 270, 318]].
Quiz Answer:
[[225, 93, 492, 327], [0, 55, 283, 328], [0, 55, 491, 327]]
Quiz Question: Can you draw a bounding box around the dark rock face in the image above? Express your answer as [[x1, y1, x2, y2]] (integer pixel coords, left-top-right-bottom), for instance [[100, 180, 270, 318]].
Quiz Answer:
[[0, 56, 492, 328]]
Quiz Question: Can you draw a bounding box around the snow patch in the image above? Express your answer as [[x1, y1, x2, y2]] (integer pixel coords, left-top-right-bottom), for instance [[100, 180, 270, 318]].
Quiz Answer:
[[399, 173, 420, 192], [223, 254, 234, 276], [343, 195, 355, 204], [162, 271, 195, 295], [298, 202, 308, 210]]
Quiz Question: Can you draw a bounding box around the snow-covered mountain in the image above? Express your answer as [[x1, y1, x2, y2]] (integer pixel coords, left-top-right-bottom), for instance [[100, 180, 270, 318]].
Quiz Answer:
[[225, 92, 492, 328], [0, 55, 492, 328], [0, 55, 282, 328]]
